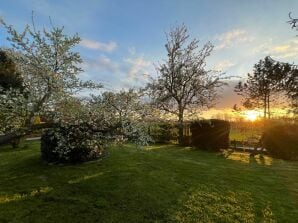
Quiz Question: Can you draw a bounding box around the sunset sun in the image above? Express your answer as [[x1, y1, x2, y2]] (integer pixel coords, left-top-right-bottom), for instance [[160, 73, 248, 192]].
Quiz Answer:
[[244, 110, 259, 121]]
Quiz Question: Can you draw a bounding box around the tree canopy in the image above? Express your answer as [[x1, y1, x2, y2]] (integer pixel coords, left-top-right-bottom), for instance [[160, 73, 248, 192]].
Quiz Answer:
[[234, 56, 290, 119], [147, 25, 225, 144]]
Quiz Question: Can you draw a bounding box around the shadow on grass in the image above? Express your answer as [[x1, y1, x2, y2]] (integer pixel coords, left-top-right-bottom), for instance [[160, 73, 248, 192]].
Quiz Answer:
[[222, 150, 273, 166]]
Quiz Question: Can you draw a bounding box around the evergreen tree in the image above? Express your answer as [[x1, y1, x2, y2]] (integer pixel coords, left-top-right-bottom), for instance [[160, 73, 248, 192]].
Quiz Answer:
[[0, 50, 24, 93]]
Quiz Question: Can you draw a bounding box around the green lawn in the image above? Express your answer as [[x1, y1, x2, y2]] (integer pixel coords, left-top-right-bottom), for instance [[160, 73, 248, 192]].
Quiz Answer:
[[0, 141, 297, 223]]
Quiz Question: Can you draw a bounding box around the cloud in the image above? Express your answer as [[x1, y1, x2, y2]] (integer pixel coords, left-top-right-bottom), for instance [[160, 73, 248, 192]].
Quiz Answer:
[[271, 39, 298, 59], [124, 56, 152, 80], [272, 45, 290, 53], [80, 38, 117, 52], [81, 50, 153, 90], [215, 29, 255, 50], [253, 38, 298, 59], [214, 60, 235, 71], [83, 56, 119, 73]]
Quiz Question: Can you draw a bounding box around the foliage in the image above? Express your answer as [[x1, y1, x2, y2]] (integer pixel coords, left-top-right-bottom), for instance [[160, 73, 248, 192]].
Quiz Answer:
[[123, 120, 153, 147], [284, 13, 298, 115], [148, 122, 178, 143], [0, 88, 28, 134], [0, 50, 27, 134], [41, 122, 107, 163], [90, 89, 152, 146], [91, 89, 141, 125], [190, 119, 230, 151], [0, 17, 102, 135], [40, 88, 153, 159], [0, 50, 24, 92], [147, 24, 225, 144], [262, 123, 298, 160], [283, 66, 298, 115], [51, 96, 89, 124]]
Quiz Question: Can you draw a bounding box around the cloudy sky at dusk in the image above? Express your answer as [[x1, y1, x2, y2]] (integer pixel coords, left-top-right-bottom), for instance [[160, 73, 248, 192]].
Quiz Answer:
[[1, 0, 298, 109]]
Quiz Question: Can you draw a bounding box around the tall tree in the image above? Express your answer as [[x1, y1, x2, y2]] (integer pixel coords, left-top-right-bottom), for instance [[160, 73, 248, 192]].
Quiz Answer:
[[147, 25, 224, 145], [0, 16, 101, 145], [283, 64, 298, 115], [235, 56, 286, 119], [285, 12, 298, 115]]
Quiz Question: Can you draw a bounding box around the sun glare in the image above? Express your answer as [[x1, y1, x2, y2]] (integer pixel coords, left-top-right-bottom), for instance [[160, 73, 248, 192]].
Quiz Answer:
[[244, 110, 259, 121]]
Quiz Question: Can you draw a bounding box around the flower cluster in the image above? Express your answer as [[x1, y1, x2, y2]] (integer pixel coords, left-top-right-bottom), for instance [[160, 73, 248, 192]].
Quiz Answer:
[[41, 122, 108, 163]]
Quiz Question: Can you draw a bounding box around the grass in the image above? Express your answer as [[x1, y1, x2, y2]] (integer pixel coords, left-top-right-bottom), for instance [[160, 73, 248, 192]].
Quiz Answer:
[[0, 141, 297, 222]]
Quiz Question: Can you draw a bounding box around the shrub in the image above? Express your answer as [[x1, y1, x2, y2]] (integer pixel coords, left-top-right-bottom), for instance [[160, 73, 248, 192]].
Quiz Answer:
[[190, 119, 230, 151], [41, 123, 107, 163], [149, 122, 178, 143], [123, 120, 153, 146], [262, 124, 298, 160]]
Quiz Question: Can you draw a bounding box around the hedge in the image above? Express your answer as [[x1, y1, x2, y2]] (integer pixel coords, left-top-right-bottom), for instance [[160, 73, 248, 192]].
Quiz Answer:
[[262, 123, 298, 160], [190, 119, 230, 151], [149, 122, 178, 143]]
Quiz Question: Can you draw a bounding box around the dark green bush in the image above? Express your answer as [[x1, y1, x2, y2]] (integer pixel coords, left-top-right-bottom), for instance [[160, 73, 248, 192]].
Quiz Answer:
[[41, 123, 106, 163], [190, 119, 230, 151], [182, 135, 191, 146], [262, 124, 298, 160], [149, 122, 178, 143]]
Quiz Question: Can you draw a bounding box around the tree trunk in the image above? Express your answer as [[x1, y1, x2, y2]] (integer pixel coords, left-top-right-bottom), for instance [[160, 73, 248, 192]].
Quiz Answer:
[[263, 96, 267, 120], [178, 110, 184, 145], [267, 94, 271, 119]]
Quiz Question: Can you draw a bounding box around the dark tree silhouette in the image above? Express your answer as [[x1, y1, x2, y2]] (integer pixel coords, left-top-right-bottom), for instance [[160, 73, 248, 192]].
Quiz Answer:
[[286, 12, 298, 114], [0, 50, 24, 93], [287, 12, 298, 31], [283, 64, 298, 114], [235, 57, 286, 119]]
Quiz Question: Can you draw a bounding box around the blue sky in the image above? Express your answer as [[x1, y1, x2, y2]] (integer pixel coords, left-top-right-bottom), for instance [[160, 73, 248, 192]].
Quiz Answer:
[[1, 0, 298, 108]]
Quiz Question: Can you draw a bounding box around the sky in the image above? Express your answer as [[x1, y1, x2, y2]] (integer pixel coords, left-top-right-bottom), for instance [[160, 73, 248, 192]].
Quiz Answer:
[[1, 0, 298, 109]]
